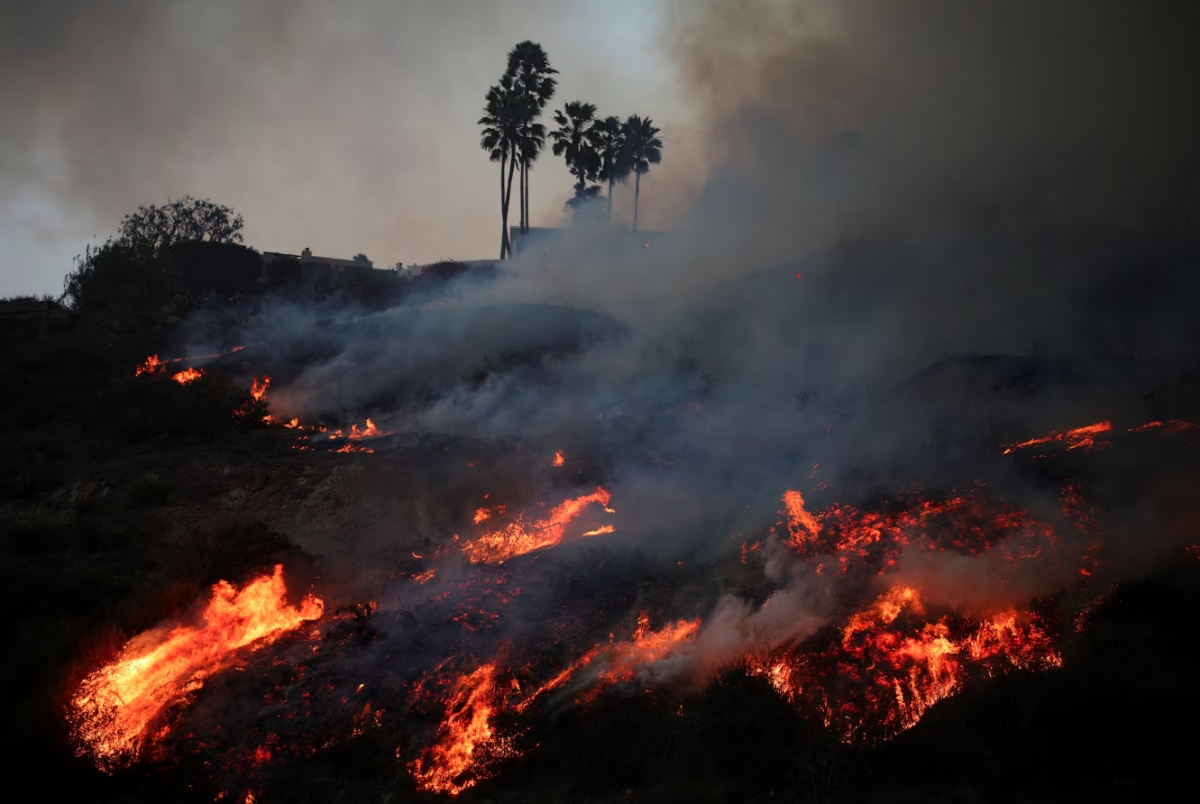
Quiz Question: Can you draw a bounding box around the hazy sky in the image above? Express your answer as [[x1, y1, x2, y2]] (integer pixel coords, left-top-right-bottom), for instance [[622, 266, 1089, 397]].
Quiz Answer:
[[5, 1, 1199, 299], [0, 0, 696, 296]]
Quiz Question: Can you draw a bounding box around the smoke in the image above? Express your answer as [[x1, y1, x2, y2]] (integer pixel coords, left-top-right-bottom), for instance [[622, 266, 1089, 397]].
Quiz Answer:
[[101, 0, 1200, 711]]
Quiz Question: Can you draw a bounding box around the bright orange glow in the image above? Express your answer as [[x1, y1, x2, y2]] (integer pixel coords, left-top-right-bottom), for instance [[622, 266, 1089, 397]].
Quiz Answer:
[[798, 584, 1061, 743], [1001, 421, 1113, 454], [410, 664, 514, 796], [134, 355, 165, 377], [347, 419, 390, 440], [171, 367, 204, 385], [552, 450, 565, 467], [460, 488, 613, 564], [68, 566, 323, 772], [782, 489, 821, 551], [596, 612, 701, 687], [581, 524, 615, 538], [249, 376, 271, 402]]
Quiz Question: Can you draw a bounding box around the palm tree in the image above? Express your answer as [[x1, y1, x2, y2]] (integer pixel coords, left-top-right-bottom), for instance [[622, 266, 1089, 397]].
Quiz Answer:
[[590, 116, 631, 225], [479, 75, 535, 258], [550, 101, 601, 214], [506, 42, 557, 234], [621, 115, 663, 232]]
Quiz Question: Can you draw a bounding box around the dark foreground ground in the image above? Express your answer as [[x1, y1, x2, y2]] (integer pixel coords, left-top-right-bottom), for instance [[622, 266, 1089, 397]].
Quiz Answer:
[[2, 305, 1198, 803]]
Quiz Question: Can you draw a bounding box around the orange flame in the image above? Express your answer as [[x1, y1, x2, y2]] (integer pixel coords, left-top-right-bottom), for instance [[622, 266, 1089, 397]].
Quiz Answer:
[[1001, 421, 1113, 454], [134, 355, 165, 377], [782, 489, 821, 551], [68, 566, 323, 772], [410, 663, 514, 795], [249, 376, 271, 402], [460, 488, 613, 564], [596, 612, 701, 687], [808, 584, 1060, 743], [552, 450, 565, 467], [171, 367, 204, 385]]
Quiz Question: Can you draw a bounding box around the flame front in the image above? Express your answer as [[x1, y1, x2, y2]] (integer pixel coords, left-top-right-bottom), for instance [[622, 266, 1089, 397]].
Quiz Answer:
[[1001, 420, 1113, 454], [596, 612, 701, 687], [797, 584, 1060, 743], [68, 565, 323, 772], [461, 488, 613, 563]]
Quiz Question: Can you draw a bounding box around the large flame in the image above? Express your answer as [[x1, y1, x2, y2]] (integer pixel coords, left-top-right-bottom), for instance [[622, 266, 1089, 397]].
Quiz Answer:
[[410, 663, 514, 796], [171, 367, 204, 385], [461, 488, 614, 564], [795, 584, 1060, 743], [69, 565, 323, 772], [596, 611, 701, 687]]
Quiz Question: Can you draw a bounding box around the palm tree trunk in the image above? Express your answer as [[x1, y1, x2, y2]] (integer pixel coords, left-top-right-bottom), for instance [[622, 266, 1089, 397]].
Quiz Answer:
[[524, 162, 530, 232], [633, 171, 641, 232], [518, 162, 526, 231], [502, 151, 519, 258], [500, 154, 508, 259], [607, 178, 614, 224]]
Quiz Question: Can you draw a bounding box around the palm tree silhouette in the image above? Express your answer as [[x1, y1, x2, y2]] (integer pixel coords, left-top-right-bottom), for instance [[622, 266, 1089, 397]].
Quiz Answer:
[[480, 75, 536, 258], [621, 116, 663, 232], [506, 42, 557, 234], [550, 101, 601, 216], [591, 116, 631, 225]]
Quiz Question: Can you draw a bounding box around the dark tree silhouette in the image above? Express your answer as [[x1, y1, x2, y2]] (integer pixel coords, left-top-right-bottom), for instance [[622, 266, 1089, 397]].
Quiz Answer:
[[621, 116, 663, 232], [550, 101, 602, 215], [480, 75, 536, 258], [591, 116, 631, 224], [116, 196, 243, 253], [505, 41, 557, 234]]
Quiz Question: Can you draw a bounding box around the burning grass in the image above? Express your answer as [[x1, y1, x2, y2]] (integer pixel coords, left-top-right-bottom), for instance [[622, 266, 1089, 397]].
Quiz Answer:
[[68, 565, 322, 772]]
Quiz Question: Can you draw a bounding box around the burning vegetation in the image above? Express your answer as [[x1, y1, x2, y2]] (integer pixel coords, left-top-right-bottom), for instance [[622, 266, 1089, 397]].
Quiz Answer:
[[68, 566, 322, 772]]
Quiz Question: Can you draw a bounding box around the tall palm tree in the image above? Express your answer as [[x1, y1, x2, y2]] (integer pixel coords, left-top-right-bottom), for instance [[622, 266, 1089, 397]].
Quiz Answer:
[[506, 41, 557, 234], [479, 75, 534, 258], [621, 115, 663, 232], [590, 116, 631, 225], [550, 101, 601, 214]]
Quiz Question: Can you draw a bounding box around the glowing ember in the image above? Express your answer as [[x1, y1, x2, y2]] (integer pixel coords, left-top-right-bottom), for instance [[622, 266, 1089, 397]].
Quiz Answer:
[[410, 663, 514, 796], [460, 488, 613, 564], [170, 367, 204, 385], [68, 565, 323, 772], [1001, 421, 1113, 454], [581, 524, 615, 538], [552, 450, 565, 467]]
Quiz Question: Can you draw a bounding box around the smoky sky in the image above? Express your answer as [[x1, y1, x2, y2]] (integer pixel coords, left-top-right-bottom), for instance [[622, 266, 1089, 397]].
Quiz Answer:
[[0, 0, 687, 295], [4, 0, 1199, 300]]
